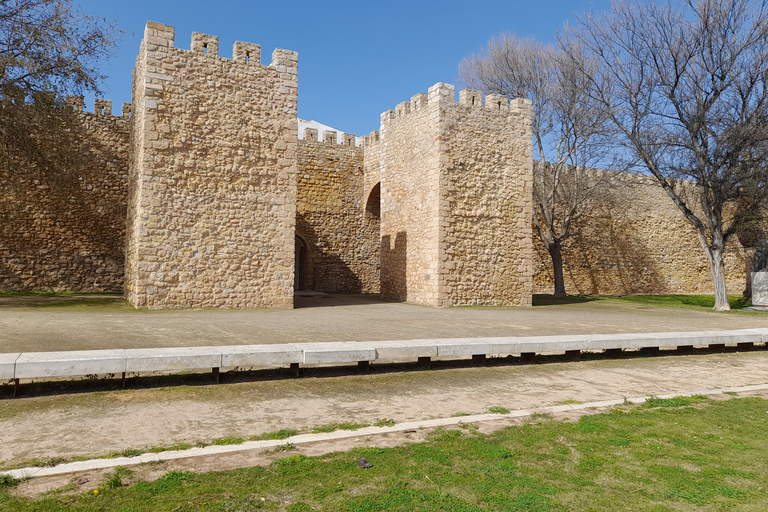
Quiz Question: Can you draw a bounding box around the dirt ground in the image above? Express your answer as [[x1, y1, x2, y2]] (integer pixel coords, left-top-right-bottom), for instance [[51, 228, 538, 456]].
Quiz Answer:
[[4, 348, 768, 498]]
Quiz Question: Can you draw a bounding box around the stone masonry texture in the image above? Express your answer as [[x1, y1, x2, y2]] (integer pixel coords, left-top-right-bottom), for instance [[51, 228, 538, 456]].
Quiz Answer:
[[0, 20, 757, 306], [296, 136, 379, 293], [0, 99, 130, 291], [125, 22, 297, 309]]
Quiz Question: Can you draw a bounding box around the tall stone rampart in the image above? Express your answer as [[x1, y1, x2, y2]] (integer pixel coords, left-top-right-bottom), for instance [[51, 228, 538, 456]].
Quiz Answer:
[[0, 97, 131, 291], [0, 20, 754, 306], [125, 22, 298, 309], [296, 131, 379, 293], [533, 171, 749, 296], [377, 84, 534, 307], [378, 87, 443, 304], [443, 91, 534, 306]]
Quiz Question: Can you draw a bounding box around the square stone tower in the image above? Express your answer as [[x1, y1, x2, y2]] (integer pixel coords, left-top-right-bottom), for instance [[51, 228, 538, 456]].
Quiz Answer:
[[125, 22, 298, 308], [375, 83, 533, 306]]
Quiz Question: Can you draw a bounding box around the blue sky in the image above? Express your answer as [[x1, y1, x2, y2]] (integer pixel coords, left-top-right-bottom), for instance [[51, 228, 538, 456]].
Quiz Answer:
[[76, 0, 613, 137]]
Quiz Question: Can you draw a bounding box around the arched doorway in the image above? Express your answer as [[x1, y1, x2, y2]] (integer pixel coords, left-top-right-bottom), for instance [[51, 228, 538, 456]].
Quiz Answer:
[[365, 182, 381, 221], [294, 235, 309, 291]]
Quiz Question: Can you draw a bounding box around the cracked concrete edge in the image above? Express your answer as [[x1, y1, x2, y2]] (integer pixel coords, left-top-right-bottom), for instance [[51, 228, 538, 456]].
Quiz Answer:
[[4, 382, 768, 481]]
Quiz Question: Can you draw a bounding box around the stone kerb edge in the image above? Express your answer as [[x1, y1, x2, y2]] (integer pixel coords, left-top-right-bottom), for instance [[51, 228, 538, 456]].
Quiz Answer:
[[0, 353, 20, 380], [14, 350, 127, 379], [4, 329, 768, 382]]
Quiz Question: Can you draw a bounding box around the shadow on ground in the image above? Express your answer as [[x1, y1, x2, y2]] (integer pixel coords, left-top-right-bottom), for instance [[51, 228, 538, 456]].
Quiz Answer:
[[532, 294, 599, 306]]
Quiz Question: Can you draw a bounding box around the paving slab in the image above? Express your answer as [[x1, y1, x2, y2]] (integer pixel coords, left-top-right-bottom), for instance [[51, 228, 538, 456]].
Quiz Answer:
[[373, 339, 439, 359]]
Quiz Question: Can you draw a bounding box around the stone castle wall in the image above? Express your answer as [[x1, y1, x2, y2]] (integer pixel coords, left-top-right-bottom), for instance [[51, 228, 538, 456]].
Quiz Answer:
[[296, 131, 379, 293], [0, 20, 755, 306], [443, 90, 534, 306], [376, 83, 534, 307], [377, 87, 443, 305], [0, 99, 130, 291], [532, 171, 748, 296], [125, 22, 298, 309]]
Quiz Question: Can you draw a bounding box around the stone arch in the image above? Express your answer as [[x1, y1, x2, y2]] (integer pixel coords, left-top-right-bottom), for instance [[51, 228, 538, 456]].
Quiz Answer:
[[365, 182, 381, 221]]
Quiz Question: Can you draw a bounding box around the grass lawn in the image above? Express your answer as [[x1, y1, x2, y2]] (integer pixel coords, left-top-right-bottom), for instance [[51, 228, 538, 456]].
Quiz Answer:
[[3, 396, 768, 511]]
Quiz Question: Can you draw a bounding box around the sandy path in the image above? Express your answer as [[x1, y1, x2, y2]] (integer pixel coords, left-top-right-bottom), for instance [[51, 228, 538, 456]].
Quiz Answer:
[[2, 350, 767, 467]]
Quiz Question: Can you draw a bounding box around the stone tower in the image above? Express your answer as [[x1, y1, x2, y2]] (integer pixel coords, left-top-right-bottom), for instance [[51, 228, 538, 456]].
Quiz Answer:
[[125, 22, 299, 308], [371, 83, 534, 307]]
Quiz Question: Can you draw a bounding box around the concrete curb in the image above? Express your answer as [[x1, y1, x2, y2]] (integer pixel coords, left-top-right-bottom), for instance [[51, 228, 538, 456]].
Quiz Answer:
[[4, 382, 768, 480]]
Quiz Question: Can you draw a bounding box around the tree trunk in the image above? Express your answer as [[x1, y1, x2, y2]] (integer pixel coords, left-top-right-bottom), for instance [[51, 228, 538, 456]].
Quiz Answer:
[[708, 248, 731, 311], [548, 240, 566, 298], [744, 247, 755, 299]]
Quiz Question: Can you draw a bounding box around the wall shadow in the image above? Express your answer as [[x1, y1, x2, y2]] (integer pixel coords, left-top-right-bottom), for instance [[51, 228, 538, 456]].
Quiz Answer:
[[0, 100, 128, 292], [381, 232, 407, 302], [294, 212, 366, 306]]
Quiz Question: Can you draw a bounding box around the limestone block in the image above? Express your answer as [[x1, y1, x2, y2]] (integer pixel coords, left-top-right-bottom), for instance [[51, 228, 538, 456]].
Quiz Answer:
[[435, 338, 493, 357], [15, 350, 127, 379], [301, 342, 376, 364], [125, 347, 222, 372], [490, 335, 594, 355], [373, 339, 439, 360], [0, 353, 20, 380], [753, 272, 768, 306], [221, 344, 302, 367]]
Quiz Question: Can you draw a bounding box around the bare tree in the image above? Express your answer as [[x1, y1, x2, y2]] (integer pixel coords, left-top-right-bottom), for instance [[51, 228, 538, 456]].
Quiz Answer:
[[460, 34, 613, 297], [0, 0, 120, 99], [0, 0, 121, 195], [567, 0, 768, 310]]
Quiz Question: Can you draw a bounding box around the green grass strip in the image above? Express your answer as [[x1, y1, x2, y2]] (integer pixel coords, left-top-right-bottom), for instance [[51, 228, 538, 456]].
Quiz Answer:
[[3, 396, 768, 510]]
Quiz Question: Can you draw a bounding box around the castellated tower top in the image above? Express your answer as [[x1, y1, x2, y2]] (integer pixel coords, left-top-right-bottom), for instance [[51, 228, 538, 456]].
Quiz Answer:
[[379, 83, 532, 126], [141, 21, 297, 68]]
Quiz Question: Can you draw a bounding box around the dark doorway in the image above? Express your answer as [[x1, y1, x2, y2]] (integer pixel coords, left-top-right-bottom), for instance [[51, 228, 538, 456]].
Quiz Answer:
[[294, 235, 309, 291], [365, 182, 381, 220]]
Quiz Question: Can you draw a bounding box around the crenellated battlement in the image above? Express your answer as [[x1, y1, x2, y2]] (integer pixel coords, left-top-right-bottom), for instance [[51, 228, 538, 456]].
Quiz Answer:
[[142, 21, 297, 70], [302, 128, 358, 146], [380, 83, 533, 127], [0, 91, 131, 119], [360, 130, 380, 147], [64, 96, 132, 118]]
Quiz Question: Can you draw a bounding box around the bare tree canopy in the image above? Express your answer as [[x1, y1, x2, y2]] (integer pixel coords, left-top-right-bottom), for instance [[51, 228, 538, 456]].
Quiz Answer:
[[460, 34, 614, 297], [0, 0, 120, 100], [0, 0, 121, 205], [567, 0, 768, 310]]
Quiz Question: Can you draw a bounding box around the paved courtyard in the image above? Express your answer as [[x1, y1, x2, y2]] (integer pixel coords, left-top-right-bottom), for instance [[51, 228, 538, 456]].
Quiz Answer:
[[2, 293, 767, 353], [3, 293, 768, 496]]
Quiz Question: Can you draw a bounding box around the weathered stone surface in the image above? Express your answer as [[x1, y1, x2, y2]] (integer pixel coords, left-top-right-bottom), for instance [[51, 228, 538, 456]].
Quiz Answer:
[[125, 347, 221, 372], [221, 344, 302, 367], [374, 85, 533, 307], [0, 353, 20, 380], [15, 350, 126, 379], [124, 22, 298, 309], [296, 136, 379, 293], [0, 101, 130, 292], [0, 20, 755, 306], [752, 272, 768, 306], [533, 172, 750, 296]]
